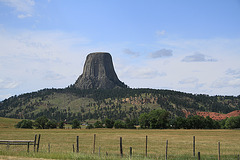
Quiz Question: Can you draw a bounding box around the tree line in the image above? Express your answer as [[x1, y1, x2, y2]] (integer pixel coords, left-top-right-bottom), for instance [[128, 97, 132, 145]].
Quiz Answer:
[[15, 116, 64, 129], [16, 109, 240, 129], [139, 109, 240, 129]]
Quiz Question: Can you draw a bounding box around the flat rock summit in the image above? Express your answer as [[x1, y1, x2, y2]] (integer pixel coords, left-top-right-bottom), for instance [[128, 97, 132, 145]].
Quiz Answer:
[[74, 52, 127, 89]]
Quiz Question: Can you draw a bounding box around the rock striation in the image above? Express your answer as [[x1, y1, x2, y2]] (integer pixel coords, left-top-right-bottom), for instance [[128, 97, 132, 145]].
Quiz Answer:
[[74, 52, 127, 89]]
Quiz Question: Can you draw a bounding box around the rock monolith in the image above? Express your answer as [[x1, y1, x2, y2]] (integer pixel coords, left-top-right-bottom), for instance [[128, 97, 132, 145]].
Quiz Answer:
[[74, 52, 127, 89]]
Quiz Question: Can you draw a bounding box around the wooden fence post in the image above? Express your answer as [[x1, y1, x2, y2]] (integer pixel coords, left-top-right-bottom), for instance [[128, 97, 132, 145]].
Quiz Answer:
[[7, 142, 9, 150], [165, 140, 168, 160], [145, 135, 148, 157], [37, 134, 41, 152], [27, 142, 30, 153], [34, 134, 37, 152], [93, 134, 96, 154], [130, 147, 132, 159], [73, 144, 75, 152], [48, 143, 50, 153], [98, 147, 101, 157], [198, 152, 200, 160], [120, 137, 123, 157], [76, 136, 79, 153], [193, 136, 195, 157], [218, 141, 220, 160]]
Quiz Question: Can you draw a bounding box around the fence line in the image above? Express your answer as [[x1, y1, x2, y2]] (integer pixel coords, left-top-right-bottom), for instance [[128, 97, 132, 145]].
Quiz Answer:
[[0, 134, 41, 153], [4, 133, 240, 159]]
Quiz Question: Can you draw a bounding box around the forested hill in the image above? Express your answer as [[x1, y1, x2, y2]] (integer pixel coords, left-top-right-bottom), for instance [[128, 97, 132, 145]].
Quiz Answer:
[[0, 87, 240, 122]]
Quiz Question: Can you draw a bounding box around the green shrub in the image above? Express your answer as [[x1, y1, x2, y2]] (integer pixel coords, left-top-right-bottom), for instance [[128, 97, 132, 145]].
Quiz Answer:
[[72, 119, 81, 129], [94, 121, 103, 128], [46, 120, 57, 129], [225, 116, 240, 129], [15, 119, 33, 129], [59, 121, 65, 129], [104, 118, 114, 128], [114, 120, 125, 129], [86, 124, 94, 129], [34, 116, 49, 129]]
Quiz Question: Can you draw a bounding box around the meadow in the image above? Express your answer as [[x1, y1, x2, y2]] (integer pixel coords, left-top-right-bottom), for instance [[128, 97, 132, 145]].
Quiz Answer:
[[0, 118, 240, 160]]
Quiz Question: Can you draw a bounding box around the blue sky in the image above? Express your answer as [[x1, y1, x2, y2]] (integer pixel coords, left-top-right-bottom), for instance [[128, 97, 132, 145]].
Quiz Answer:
[[0, 0, 240, 100]]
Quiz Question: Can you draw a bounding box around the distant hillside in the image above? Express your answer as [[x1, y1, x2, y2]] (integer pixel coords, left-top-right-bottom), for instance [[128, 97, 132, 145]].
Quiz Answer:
[[0, 87, 240, 122]]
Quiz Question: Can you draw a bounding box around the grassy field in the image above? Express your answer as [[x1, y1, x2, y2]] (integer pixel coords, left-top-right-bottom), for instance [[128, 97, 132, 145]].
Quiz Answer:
[[0, 117, 240, 159], [0, 117, 21, 129]]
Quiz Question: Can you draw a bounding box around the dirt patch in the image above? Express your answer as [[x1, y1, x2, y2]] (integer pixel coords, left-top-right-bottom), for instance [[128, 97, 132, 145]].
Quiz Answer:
[[196, 110, 240, 120]]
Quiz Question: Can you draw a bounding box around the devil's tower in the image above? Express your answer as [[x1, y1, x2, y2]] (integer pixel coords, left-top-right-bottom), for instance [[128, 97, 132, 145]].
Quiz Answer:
[[74, 52, 127, 89]]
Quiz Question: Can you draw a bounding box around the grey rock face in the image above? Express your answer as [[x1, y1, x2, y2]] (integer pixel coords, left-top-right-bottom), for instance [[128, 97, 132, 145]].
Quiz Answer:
[[74, 52, 127, 89]]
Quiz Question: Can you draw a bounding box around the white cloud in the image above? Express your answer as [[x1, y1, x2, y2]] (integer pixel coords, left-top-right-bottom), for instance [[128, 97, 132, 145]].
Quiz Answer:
[[156, 30, 166, 36], [157, 38, 240, 58], [121, 66, 166, 79], [212, 68, 240, 89], [149, 49, 173, 58], [0, 78, 19, 89], [182, 52, 217, 62], [179, 77, 198, 84], [212, 78, 240, 88], [0, 26, 240, 99], [0, 28, 91, 100], [178, 77, 205, 92], [155, 37, 240, 94], [118, 36, 240, 96], [229, 79, 240, 87], [226, 68, 240, 78], [0, 94, 12, 100], [17, 13, 32, 18], [43, 71, 65, 81], [0, 0, 35, 18]]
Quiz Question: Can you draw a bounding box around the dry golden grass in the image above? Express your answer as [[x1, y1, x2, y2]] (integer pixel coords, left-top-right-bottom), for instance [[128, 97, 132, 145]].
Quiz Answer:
[[0, 128, 240, 159], [0, 117, 21, 129]]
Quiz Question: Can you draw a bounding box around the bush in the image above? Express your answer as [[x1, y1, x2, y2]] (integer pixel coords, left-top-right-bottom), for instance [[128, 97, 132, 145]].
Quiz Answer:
[[72, 119, 81, 129], [15, 119, 33, 129], [225, 116, 240, 129], [86, 124, 94, 129], [94, 121, 104, 128], [172, 117, 186, 129], [104, 118, 114, 128], [59, 121, 65, 129], [34, 116, 48, 129], [149, 109, 169, 129], [171, 115, 221, 129], [186, 115, 205, 129], [125, 118, 136, 129], [114, 120, 125, 129], [139, 109, 169, 129], [139, 113, 150, 129], [46, 120, 57, 129]]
